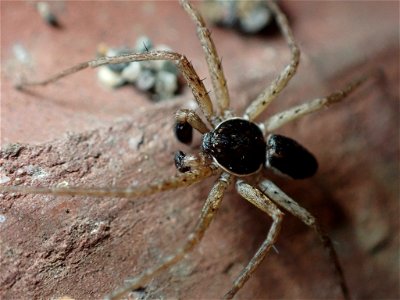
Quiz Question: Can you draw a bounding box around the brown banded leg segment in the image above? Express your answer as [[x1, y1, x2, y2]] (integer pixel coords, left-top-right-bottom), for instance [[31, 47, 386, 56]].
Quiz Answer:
[[17, 51, 215, 124], [175, 109, 209, 134], [259, 179, 350, 300], [0, 164, 219, 199], [180, 0, 230, 114], [106, 172, 232, 300], [174, 151, 214, 173], [264, 73, 372, 132], [223, 180, 283, 299], [243, 1, 300, 121]]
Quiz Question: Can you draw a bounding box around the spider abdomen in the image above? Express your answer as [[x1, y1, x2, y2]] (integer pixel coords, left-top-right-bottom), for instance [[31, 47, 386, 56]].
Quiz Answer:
[[202, 118, 266, 176], [266, 134, 318, 179]]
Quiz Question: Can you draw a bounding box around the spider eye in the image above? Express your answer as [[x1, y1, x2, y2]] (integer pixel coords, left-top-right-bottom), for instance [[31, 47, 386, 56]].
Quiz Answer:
[[266, 134, 318, 179], [174, 122, 193, 144]]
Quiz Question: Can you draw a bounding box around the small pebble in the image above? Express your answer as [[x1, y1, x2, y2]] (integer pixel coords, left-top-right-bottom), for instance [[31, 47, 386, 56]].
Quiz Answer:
[[0, 175, 10, 184], [97, 66, 125, 89], [239, 5, 272, 33], [96, 36, 181, 99], [202, 0, 275, 34], [0, 215, 6, 223], [12, 44, 31, 65], [135, 36, 153, 53], [136, 69, 156, 91], [57, 181, 69, 188], [121, 61, 142, 83], [36, 2, 60, 28], [155, 71, 178, 100], [128, 132, 144, 150], [106, 48, 131, 73]]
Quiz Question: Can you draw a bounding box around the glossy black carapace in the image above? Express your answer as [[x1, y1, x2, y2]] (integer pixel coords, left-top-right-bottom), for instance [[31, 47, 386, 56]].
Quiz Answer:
[[202, 118, 267, 175]]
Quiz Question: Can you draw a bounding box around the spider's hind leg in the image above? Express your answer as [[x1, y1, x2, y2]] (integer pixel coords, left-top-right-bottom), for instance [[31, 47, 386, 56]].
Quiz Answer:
[[224, 180, 284, 299], [107, 173, 232, 300], [259, 179, 350, 300]]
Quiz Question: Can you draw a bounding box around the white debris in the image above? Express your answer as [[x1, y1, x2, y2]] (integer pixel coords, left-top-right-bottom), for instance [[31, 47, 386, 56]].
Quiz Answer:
[[97, 66, 125, 89], [0, 175, 10, 184], [121, 61, 142, 83], [0, 215, 6, 223]]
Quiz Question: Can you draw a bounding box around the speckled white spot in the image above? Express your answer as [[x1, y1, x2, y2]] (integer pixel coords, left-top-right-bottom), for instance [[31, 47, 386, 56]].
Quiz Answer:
[[155, 71, 178, 99], [136, 69, 156, 91], [30, 166, 49, 181], [135, 35, 153, 52], [186, 99, 198, 110], [12, 43, 31, 65], [16, 168, 26, 175], [121, 61, 141, 83], [57, 181, 69, 188], [97, 66, 125, 89], [0, 175, 10, 184], [90, 221, 106, 235], [128, 132, 144, 150], [0, 215, 6, 223]]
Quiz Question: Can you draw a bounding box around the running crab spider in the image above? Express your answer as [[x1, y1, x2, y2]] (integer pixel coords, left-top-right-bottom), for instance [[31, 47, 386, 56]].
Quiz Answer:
[[1, 0, 373, 299]]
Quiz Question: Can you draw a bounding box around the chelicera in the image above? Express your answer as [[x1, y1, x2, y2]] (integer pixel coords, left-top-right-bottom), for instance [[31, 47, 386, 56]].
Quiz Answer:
[[1, 0, 373, 299]]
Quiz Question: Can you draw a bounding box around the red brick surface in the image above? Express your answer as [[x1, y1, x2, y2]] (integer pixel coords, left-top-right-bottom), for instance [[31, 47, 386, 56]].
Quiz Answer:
[[1, 1, 399, 299]]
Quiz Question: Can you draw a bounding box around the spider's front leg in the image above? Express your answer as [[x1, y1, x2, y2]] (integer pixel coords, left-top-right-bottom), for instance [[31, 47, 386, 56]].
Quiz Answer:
[[174, 108, 209, 145], [224, 180, 284, 299], [181, 0, 230, 114], [107, 172, 232, 300], [16, 51, 216, 125], [259, 179, 350, 300]]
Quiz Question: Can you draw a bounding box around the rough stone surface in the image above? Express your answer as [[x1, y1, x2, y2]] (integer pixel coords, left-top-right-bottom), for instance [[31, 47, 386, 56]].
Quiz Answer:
[[1, 1, 399, 300]]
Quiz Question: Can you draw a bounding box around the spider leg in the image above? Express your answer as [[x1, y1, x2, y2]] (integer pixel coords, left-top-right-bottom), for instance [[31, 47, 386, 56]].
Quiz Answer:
[[0, 165, 218, 199], [175, 109, 209, 134], [264, 73, 372, 132], [223, 180, 283, 299], [16, 51, 215, 124], [259, 179, 350, 300], [243, 1, 300, 121], [106, 172, 232, 300], [181, 0, 230, 115], [175, 109, 209, 144], [175, 151, 213, 173]]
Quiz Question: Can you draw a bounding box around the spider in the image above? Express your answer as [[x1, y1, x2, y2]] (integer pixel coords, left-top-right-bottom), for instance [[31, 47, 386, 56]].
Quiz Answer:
[[1, 1, 373, 299]]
